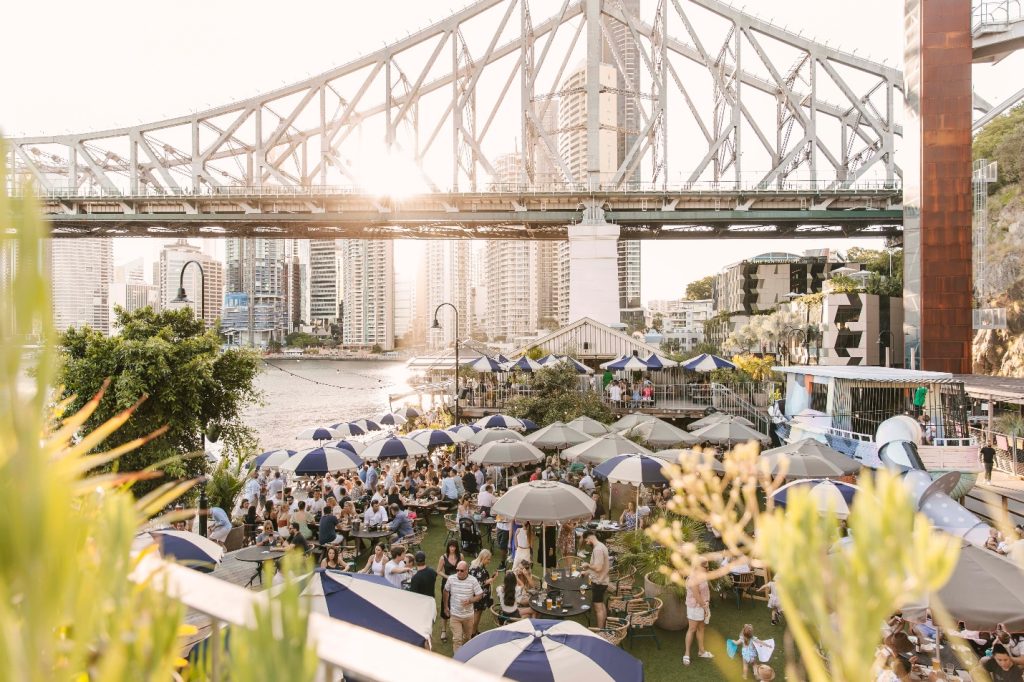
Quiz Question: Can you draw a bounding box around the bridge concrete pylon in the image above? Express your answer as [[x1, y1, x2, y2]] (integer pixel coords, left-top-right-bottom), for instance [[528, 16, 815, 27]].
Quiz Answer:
[[568, 202, 621, 327]]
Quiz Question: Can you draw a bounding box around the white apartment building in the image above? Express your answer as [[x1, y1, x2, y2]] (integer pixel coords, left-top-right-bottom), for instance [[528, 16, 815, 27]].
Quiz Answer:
[[308, 239, 339, 325], [158, 239, 224, 327], [424, 240, 472, 350], [340, 239, 394, 349], [646, 297, 713, 352], [394, 274, 414, 344], [49, 238, 113, 334], [108, 280, 159, 326]]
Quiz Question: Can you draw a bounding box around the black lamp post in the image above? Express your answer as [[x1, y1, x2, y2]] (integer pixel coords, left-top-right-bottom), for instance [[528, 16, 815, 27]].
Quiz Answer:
[[173, 259, 206, 325], [431, 302, 460, 425], [784, 292, 814, 365]]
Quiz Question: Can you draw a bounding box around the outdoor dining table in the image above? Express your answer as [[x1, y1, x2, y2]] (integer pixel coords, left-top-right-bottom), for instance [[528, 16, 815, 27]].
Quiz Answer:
[[529, 589, 591, 621], [349, 526, 392, 553], [474, 515, 497, 547], [235, 546, 286, 587], [545, 567, 591, 592], [403, 498, 440, 527]]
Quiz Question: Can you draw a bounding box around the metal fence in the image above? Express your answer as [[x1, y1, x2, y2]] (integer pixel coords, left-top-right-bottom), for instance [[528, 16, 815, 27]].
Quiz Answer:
[[971, 426, 1024, 476]]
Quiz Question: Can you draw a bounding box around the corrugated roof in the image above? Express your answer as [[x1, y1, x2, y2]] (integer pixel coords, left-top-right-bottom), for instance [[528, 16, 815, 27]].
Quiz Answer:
[[512, 317, 662, 360], [955, 374, 1024, 404], [773, 365, 957, 382]]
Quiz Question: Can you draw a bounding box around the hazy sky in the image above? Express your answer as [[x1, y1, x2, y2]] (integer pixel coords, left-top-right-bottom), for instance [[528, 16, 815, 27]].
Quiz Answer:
[[3, 0, 1019, 302]]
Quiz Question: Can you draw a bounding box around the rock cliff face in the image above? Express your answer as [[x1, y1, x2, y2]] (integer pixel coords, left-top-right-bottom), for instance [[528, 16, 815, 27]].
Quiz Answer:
[[972, 187, 1024, 376]]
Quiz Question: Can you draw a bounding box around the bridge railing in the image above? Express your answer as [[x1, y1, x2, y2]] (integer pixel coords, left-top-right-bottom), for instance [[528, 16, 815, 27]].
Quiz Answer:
[[28, 178, 903, 201], [973, 0, 1023, 32]]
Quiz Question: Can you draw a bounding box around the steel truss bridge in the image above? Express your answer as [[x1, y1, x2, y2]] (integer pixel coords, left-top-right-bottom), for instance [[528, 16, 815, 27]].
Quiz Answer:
[[5, 0, 1023, 239]]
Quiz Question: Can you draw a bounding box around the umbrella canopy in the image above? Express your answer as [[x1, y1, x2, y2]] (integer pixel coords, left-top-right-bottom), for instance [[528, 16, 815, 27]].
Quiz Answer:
[[690, 419, 770, 445], [467, 356, 504, 373], [902, 543, 1024, 631], [526, 422, 592, 450], [412, 429, 461, 448], [327, 422, 368, 437], [621, 420, 700, 448], [378, 412, 407, 427], [594, 454, 670, 486], [686, 412, 753, 431], [447, 424, 482, 440], [508, 356, 546, 372], [296, 426, 343, 441], [601, 354, 652, 372], [567, 415, 612, 437], [545, 355, 594, 374], [296, 570, 436, 646], [360, 436, 428, 461], [652, 449, 726, 474], [455, 618, 643, 682], [495, 353, 511, 364], [249, 449, 296, 470], [491, 481, 596, 523], [681, 353, 736, 372], [467, 428, 525, 447], [469, 439, 545, 466], [772, 479, 860, 519], [610, 413, 658, 431], [326, 439, 366, 455], [350, 418, 382, 432], [399, 405, 422, 419], [149, 530, 225, 573], [519, 418, 540, 432], [281, 447, 363, 475], [644, 352, 679, 369], [561, 433, 653, 465], [761, 438, 862, 478], [475, 414, 526, 430]]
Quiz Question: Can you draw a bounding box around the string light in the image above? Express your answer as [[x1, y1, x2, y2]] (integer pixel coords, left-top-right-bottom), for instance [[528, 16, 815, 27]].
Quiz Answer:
[[261, 359, 396, 391]]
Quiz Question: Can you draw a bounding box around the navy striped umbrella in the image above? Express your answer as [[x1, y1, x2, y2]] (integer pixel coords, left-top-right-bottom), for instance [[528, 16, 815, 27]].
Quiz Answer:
[[328, 422, 368, 437], [350, 418, 382, 432], [508, 356, 545, 372], [475, 414, 526, 430], [296, 426, 343, 441], [519, 418, 540, 432], [594, 454, 670, 486], [148, 530, 225, 573], [447, 424, 482, 440], [772, 479, 861, 519], [378, 412, 407, 427], [400, 405, 422, 419], [467, 356, 504, 373], [361, 436, 428, 461], [280, 447, 363, 475], [412, 429, 460, 447], [456, 619, 642, 682], [248, 449, 296, 469], [681, 353, 736, 372], [327, 440, 366, 455]]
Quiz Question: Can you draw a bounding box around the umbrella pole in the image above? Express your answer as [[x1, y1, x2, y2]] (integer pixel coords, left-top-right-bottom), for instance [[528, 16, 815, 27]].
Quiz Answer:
[[542, 522, 548, 578]]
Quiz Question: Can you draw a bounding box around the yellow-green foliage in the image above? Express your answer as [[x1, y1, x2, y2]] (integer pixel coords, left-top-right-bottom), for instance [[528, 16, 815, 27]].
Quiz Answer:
[[730, 353, 777, 381]]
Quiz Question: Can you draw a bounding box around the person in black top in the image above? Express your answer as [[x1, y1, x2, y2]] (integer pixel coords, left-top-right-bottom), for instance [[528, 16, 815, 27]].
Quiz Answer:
[[981, 440, 997, 483], [462, 466, 478, 495], [286, 522, 308, 553], [408, 551, 438, 598], [318, 504, 340, 545]]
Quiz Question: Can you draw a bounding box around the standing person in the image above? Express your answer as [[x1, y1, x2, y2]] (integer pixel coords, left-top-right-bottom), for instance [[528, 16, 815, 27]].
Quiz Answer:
[[365, 462, 379, 493], [443, 561, 484, 653], [756, 574, 783, 625], [580, 530, 609, 628], [468, 549, 495, 636], [436, 540, 462, 644], [513, 521, 533, 571], [539, 523, 557, 570], [557, 521, 577, 559], [462, 465, 478, 495], [683, 559, 714, 665], [495, 515, 510, 567], [732, 624, 766, 680], [407, 551, 438, 598], [912, 385, 928, 416], [981, 440, 997, 483], [267, 471, 285, 499], [384, 545, 413, 589]]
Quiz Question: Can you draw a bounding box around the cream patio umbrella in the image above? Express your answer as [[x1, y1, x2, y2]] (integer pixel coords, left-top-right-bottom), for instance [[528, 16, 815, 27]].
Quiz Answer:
[[686, 412, 754, 431], [690, 419, 770, 446], [560, 432, 652, 466], [567, 415, 612, 437], [468, 439, 545, 467], [760, 438, 861, 479], [621, 420, 701, 449], [466, 427, 525, 447], [526, 422, 592, 450], [609, 413, 658, 431]]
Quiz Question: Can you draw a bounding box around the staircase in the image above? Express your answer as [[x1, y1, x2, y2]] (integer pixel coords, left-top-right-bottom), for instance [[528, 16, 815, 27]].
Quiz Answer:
[[707, 382, 775, 436]]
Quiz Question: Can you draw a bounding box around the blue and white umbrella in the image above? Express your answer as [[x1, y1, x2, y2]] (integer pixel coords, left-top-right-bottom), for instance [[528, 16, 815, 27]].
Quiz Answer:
[[360, 436, 428, 461], [296, 426, 343, 441], [412, 429, 461, 448], [293, 570, 436, 646], [519, 418, 540, 432], [327, 422, 367, 437], [508, 356, 545, 372], [350, 418, 382, 432], [466, 356, 504, 373], [455, 619, 643, 682], [327, 440, 366, 455], [378, 412, 407, 427], [681, 353, 736, 372], [248, 449, 296, 469], [447, 424, 482, 440], [280, 446, 363, 475], [148, 530, 225, 574], [771, 479, 861, 520], [475, 414, 526, 430], [538, 354, 559, 365], [495, 353, 511, 365], [550, 355, 594, 374], [400, 405, 422, 419], [600, 354, 651, 372], [594, 453, 670, 486], [644, 352, 679, 370]]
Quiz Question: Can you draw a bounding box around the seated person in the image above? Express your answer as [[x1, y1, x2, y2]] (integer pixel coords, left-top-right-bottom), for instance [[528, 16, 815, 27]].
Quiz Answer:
[[285, 522, 308, 553], [477, 485, 497, 514], [363, 499, 389, 527], [496, 571, 535, 619], [976, 643, 1024, 682], [318, 504, 340, 545], [388, 504, 415, 540], [513, 558, 537, 591], [255, 520, 280, 547]]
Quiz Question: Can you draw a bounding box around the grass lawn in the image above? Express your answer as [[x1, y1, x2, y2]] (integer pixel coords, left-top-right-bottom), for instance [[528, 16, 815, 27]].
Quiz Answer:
[[394, 514, 789, 682]]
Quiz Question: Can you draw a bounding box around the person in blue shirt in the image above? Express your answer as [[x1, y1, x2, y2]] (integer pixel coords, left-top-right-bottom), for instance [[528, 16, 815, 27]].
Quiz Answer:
[[389, 504, 414, 540], [440, 469, 460, 501], [366, 463, 379, 492], [208, 506, 231, 543]]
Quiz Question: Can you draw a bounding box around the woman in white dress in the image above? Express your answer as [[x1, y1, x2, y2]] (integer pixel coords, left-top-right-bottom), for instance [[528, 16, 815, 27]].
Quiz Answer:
[[512, 521, 532, 570]]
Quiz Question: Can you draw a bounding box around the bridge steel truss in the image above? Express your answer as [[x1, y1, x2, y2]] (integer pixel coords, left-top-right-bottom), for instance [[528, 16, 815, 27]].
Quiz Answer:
[[6, 0, 907, 237]]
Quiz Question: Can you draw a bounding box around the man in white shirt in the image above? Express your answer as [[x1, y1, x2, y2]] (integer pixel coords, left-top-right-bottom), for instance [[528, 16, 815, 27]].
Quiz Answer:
[[243, 471, 261, 503], [474, 464, 485, 490], [608, 383, 622, 404], [477, 484, 497, 512], [383, 546, 413, 588], [443, 561, 484, 652], [363, 499, 389, 526], [307, 490, 326, 516], [267, 471, 285, 499], [579, 472, 596, 494]]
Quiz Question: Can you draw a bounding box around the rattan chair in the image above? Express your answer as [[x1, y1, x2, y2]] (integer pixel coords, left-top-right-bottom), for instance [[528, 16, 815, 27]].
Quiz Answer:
[[489, 603, 523, 627], [589, 616, 629, 646], [733, 572, 756, 607], [608, 566, 637, 595], [407, 526, 428, 553], [443, 513, 459, 544], [339, 541, 359, 571], [624, 597, 663, 649], [607, 585, 645, 615]]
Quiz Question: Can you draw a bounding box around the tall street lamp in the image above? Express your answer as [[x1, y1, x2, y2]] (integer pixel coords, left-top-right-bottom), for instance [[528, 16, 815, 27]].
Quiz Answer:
[[173, 259, 209, 535], [431, 302, 460, 425], [784, 292, 813, 365]]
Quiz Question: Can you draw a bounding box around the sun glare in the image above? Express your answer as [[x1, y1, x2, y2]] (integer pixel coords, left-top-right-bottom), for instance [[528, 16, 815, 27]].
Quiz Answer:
[[357, 151, 431, 198]]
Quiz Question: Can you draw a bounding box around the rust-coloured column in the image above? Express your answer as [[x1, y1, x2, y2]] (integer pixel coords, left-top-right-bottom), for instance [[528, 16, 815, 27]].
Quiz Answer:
[[903, 0, 974, 373]]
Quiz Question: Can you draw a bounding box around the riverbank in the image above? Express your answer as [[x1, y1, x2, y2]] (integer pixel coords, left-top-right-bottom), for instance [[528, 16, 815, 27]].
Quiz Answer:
[[261, 352, 408, 361]]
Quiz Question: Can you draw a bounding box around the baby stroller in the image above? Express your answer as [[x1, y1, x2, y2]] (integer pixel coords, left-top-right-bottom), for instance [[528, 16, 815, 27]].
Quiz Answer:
[[459, 517, 482, 556]]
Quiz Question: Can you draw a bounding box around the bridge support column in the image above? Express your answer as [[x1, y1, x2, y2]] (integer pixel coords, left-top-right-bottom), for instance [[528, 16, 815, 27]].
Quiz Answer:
[[568, 212, 621, 326], [902, 0, 974, 372]]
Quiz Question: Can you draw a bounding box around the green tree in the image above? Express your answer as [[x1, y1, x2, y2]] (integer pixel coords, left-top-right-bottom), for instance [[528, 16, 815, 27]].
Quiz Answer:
[[285, 331, 322, 348], [57, 306, 262, 496], [525, 346, 545, 360], [371, 343, 384, 354], [685, 275, 714, 301], [504, 364, 612, 425], [689, 340, 720, 357], [659, 337, 682, 354], [651, 312, 664, 332], [974, 103, 1024, 188]]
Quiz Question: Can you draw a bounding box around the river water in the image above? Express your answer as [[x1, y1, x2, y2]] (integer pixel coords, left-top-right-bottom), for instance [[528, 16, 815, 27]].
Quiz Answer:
[[242, 359, 415, 450]]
